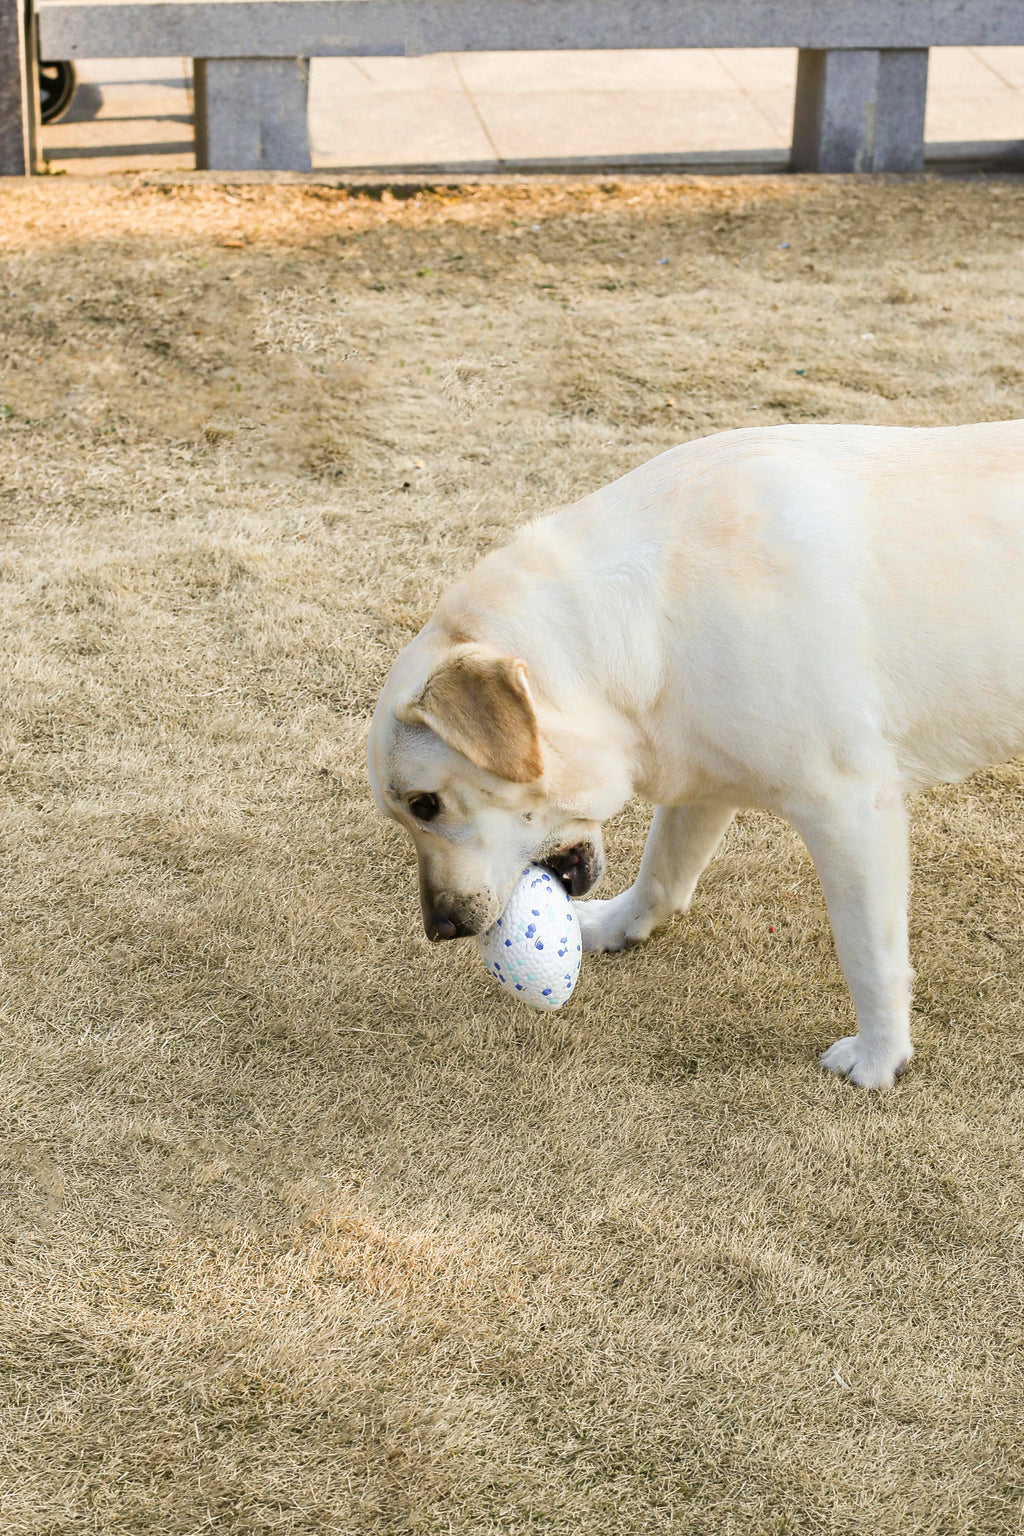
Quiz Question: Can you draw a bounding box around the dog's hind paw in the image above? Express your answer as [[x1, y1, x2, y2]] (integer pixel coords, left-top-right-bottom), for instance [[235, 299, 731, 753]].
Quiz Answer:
[[819, 1035, 913, 1091], [574, 889, 659, 953]]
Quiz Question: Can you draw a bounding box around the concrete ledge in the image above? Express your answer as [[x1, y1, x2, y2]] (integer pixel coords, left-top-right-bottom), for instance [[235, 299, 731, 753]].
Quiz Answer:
[[926, 138, 1024, 171], [312, 148, 794, 177], [308, 144, 1024, 179], [37, 0, 1024, 62], [115, 140, 1024, 190]]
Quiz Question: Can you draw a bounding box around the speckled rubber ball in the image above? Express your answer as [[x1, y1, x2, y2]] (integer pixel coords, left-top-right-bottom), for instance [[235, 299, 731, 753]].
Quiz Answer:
[[477, 864, 582, 1010]]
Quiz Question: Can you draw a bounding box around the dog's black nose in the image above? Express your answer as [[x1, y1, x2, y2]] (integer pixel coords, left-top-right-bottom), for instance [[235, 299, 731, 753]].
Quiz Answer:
[[423, 906, 480, 941], [425, 913, 458, 942]]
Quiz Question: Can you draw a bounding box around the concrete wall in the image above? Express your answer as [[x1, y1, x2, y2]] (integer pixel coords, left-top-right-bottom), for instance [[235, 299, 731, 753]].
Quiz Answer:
[[11, 0, 1024, 174]]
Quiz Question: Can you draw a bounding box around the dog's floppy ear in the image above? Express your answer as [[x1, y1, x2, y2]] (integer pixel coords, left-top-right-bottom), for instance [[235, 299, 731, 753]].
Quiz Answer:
[[398, 646, 543, 783]]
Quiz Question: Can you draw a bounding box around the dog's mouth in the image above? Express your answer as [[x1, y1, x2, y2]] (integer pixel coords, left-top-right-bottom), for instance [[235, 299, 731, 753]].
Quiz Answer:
[[538, 842, 601, 899]]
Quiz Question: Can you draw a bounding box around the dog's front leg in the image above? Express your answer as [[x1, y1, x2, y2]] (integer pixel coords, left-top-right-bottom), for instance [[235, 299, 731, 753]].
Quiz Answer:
[[575, 800, 736, 952], [787, 789, 914, 1090]]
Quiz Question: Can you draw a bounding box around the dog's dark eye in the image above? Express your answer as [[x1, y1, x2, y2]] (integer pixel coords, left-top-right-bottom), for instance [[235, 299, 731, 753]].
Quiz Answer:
[[408, 793, 441, 823]]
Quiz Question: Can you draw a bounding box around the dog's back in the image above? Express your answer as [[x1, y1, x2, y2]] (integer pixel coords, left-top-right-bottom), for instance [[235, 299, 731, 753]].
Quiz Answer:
[[502, 421, 1024, 792]]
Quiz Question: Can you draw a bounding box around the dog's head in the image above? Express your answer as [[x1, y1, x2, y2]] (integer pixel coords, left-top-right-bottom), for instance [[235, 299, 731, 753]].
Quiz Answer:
[[367, 631, 607, 940]]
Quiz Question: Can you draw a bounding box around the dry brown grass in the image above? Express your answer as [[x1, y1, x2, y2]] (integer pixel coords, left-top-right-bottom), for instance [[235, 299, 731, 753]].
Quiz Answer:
[[1, 174, 1023, 1535]]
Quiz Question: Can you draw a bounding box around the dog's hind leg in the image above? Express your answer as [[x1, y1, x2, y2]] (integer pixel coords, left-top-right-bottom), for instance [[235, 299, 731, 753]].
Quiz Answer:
[[787, 788, 914, 1091], [575, 800, 736, 953]]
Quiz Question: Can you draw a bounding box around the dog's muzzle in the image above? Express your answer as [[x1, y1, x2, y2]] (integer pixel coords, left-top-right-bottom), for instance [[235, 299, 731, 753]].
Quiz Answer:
[[423, 908, 479, 942], [420, 885, 496, 942], [421, 843, 602, 941]]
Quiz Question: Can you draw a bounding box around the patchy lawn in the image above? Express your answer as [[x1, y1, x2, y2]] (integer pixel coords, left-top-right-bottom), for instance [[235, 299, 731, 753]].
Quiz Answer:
[[1, 174, 1023, 1535]]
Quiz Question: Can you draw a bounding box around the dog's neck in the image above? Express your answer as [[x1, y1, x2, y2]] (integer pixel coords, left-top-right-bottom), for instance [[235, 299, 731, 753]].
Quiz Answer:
[[533, 694, 639, 822]]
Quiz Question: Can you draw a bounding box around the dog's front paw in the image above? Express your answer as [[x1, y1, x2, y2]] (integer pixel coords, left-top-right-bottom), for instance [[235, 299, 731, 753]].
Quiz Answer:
[[574, 889, 659, 953], [819, 1035, 913, 1091]]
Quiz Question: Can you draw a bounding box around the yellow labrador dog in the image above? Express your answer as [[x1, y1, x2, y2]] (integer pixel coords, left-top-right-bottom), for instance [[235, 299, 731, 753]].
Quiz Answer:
[[368, 422, 1024, 1089]]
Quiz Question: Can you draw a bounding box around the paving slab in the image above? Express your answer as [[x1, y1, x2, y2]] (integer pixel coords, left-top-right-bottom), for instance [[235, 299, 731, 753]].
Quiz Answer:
[[926, 45, 1024, 142], [309, 76, 495, 166], [456, 87, 784, 162], [35, 45, 1024, 176], [311, 47, 799, 167]]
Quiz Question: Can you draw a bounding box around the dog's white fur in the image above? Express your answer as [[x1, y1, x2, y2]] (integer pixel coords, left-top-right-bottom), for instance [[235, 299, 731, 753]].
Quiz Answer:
[[368, 422, 1024, 1088]]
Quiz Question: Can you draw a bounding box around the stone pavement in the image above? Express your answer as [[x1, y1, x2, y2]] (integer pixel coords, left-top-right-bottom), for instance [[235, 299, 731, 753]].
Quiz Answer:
[[38, 46, 1024, 176]]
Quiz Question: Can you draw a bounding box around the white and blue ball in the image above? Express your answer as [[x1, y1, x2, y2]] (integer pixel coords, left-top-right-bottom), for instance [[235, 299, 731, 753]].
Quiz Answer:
[[477, 864, 582, 1010]]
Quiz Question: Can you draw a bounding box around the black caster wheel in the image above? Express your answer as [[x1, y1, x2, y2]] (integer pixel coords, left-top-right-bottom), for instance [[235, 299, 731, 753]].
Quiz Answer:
[[39, 59, 77, 125]]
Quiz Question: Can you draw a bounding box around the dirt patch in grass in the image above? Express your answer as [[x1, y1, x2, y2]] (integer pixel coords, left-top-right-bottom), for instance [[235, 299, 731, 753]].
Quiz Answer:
[[1, 175, 1023, 1535]]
